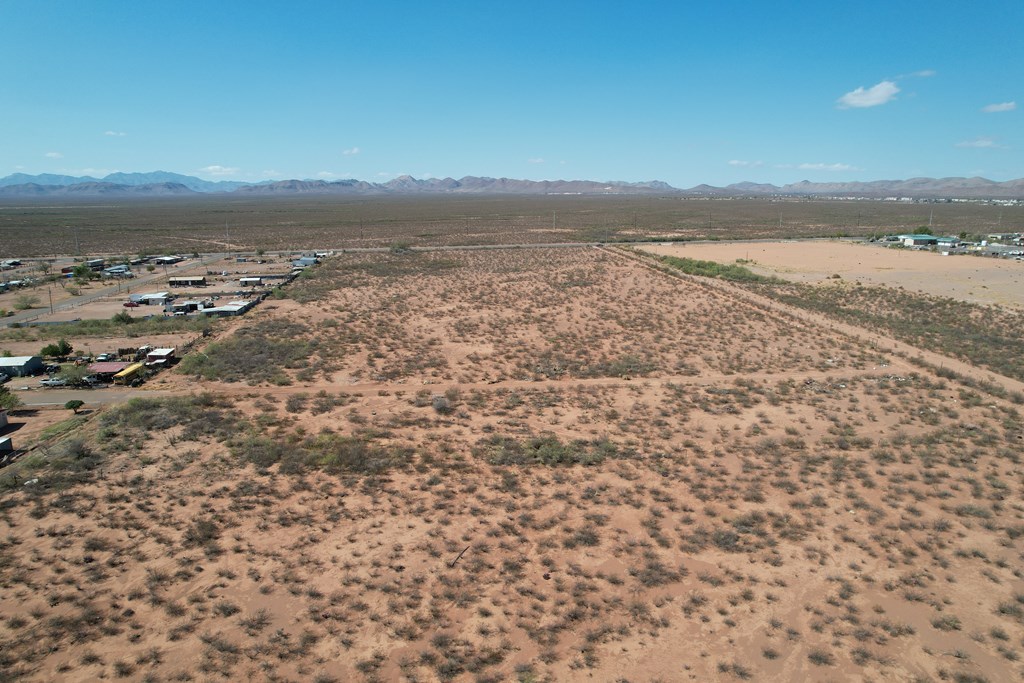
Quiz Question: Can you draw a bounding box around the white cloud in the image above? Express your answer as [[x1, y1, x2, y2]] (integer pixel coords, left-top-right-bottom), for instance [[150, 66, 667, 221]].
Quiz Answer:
[[906, 69, 936, 78], [956, 137, 1004, 149], [728, 160, 763, 168], [837, 80, 900, 108], [342, 147, 360, 156], [797, 163, 859, 172], [44, 151, 63, 159], [317, 171, 341, 179], [199, 165, 239, 176], [528, 157, 545, 164], [982, 101, 1016, 113], [103, 130, 127, 137]]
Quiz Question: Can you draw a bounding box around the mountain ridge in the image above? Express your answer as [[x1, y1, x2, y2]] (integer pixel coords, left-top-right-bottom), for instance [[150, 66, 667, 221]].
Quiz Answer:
[[1, 172, 1023, 199]]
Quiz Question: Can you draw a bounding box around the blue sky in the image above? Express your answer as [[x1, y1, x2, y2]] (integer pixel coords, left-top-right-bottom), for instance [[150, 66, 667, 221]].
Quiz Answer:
[[2, 0, 1021, 187]]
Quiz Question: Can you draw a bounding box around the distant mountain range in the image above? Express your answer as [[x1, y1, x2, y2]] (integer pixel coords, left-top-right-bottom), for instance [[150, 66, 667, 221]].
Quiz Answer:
[[1, 171, 1022, 199]]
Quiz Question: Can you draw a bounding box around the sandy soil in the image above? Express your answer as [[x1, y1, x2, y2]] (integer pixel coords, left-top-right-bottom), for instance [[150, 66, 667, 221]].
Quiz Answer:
[[1, 247, 1022, 683], [639, 240, 1024, 308]]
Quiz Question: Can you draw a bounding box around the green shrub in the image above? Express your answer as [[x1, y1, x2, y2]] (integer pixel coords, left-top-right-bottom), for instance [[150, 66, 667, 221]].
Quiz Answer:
[[658, 255, 778, 283], [474, 434, 623, 466]]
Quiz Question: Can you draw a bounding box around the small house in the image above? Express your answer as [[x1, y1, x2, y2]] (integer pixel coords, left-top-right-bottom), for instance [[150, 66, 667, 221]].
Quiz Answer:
[[240, 277, 263, 287]]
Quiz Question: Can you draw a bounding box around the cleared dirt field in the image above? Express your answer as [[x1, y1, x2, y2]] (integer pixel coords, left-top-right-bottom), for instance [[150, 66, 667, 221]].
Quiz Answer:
[[1, 247, 1023, 682], [640, 240, 1024, 308]]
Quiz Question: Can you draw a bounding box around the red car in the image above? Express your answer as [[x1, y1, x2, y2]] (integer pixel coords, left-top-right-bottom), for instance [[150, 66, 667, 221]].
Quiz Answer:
[[123, 301, 140, 308]]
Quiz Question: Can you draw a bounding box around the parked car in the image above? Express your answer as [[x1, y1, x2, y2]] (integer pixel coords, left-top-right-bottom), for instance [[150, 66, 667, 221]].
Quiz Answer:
[[123, 301, 140, 308], [40, 377, 67, 387], [95, 353, 114, 362], [0, 373, 9, 384], [44, 363, 61, 374]]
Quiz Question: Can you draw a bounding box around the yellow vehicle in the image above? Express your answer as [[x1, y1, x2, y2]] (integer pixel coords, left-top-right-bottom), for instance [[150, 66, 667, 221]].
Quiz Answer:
[[112, 362, 146, 386]]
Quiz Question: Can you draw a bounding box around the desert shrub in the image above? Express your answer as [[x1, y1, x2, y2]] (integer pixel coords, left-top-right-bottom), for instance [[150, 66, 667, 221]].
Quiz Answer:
[[178, 319, 312, 385], [232, 435, 285, 468], [306, 434, 410, 474], [658, 254, 778, 283], [5, 315, 211, 342], [100, 394, 237, 443], [183, 516, 220, 547], [474, 434, 624, 466], [754, 280, 1024, 383]]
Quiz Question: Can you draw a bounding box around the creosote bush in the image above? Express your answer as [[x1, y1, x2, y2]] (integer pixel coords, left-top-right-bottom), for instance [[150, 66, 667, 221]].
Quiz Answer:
[[474, 434, 625, 466]]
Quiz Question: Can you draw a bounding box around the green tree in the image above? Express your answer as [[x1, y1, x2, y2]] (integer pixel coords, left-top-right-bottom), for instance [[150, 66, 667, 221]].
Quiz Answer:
[[64, 399, 85, 415], [14, 294, 40, 310], [72, 263, 93, 280], [41, 338, 74, 358], [111, 311, 135, 324], [58, 365, 91, 386], [0, 386, 22, 411]]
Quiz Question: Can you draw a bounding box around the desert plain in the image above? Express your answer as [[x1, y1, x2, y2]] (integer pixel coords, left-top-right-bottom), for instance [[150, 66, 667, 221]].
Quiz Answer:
[[1, 223, 1023, 682]]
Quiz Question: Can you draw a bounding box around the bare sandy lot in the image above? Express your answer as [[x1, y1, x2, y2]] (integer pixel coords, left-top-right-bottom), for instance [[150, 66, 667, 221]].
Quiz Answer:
[[639, 240, 1024, 308]]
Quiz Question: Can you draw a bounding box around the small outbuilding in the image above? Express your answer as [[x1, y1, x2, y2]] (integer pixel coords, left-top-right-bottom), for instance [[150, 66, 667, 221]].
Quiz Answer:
[[145, 348, 176, 367], [168, 276, 206, 287], [87, 361, 132, 380], [202, 300, 257, 317], [0, 356, 44, 377], [152, 256, 184, 265], [900, 234, 938, 247], [130, 291, 171, 305]]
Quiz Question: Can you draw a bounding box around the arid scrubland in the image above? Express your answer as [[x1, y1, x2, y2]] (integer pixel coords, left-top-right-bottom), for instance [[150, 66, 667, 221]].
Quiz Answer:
[[2, 247, 1023, 682], [0, 194, 1013, 256]]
